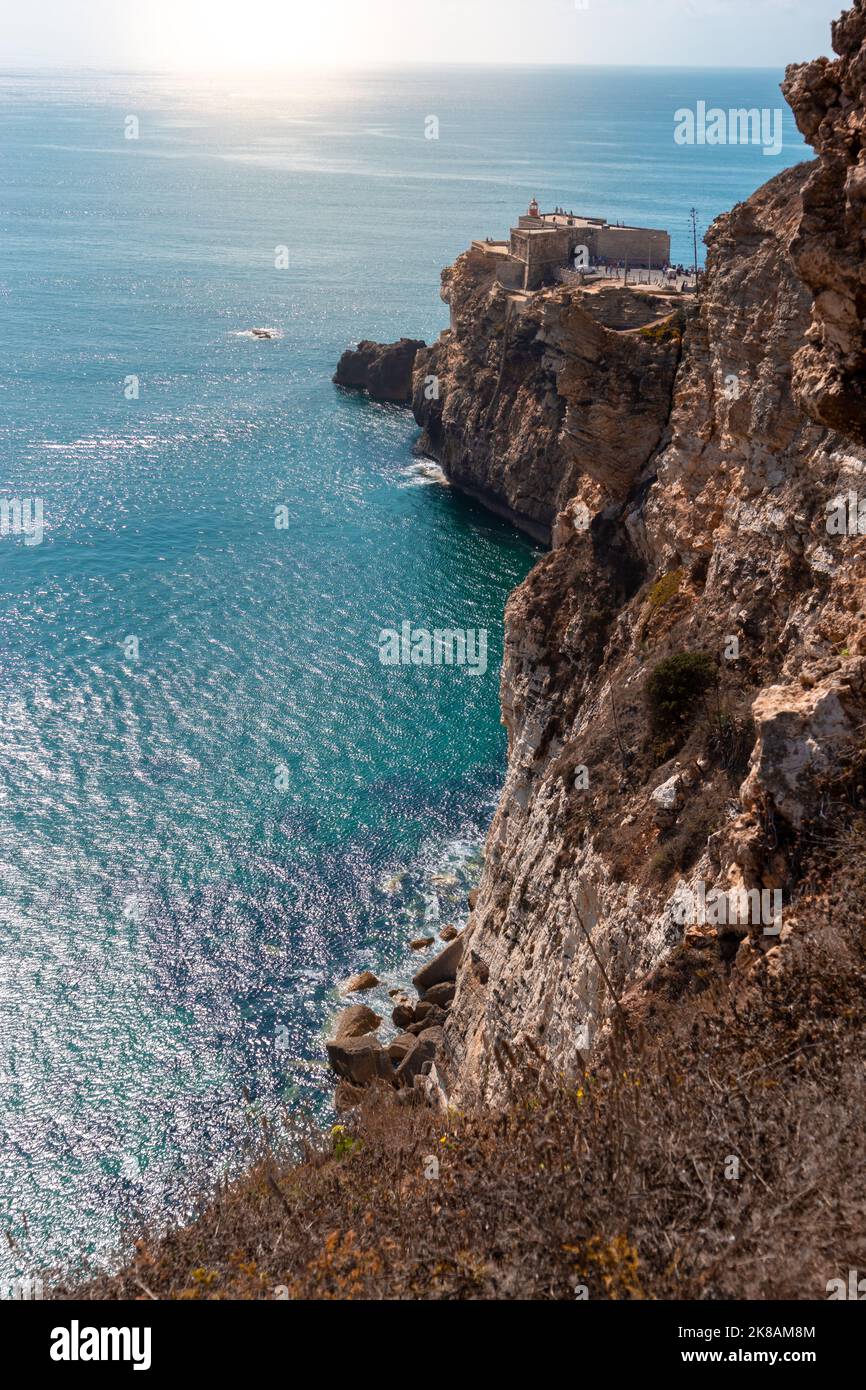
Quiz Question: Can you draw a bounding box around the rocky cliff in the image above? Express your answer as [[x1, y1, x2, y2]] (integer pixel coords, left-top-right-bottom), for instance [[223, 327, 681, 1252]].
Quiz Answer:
[[412, 257, 683, 541], [323, 4, 866, 1114], [782, 1, 866, 445], [428, 8, 866, 1106]]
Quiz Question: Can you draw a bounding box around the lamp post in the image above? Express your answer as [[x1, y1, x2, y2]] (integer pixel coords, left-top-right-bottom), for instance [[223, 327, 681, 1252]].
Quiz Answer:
[[689, 207, 700, 296]]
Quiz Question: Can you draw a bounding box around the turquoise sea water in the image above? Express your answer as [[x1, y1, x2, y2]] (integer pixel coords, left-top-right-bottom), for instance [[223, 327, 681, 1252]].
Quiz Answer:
[[0, 66, 810, 1280]]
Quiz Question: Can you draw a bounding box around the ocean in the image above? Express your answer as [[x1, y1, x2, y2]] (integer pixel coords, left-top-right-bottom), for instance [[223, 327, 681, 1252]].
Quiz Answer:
[[0, 65, 810, 1280]]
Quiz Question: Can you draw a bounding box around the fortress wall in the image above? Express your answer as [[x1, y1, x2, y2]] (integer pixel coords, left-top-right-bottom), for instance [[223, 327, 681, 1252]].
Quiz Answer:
[[595, 226, 671, 266], [509, 220, 672, 285], [525, 228, 574, 287], [495, 257, 525, 289]]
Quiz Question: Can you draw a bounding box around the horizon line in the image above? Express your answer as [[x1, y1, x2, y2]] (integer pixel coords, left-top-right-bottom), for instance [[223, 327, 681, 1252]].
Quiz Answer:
[[0, 60, 802, 75]]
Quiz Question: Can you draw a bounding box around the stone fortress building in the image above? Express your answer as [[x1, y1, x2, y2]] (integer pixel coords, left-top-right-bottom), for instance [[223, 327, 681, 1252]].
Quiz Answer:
[[473, 198, 672, 290]]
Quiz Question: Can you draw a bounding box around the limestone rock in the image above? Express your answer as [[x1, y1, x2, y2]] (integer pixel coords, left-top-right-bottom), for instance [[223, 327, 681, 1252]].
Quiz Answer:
[[326, 1035, 392, 1087], [650, 772, 684, 828], [333, 338, 426, 404], [412, 935, 464, 993], [331, 1004, 382, 1041], [420, 981, 456, 1008], [394, 1029, 444, 1088], [406, 1008, 447, 1035], [387, 1032, 416, 1066], [741, 683, 854, 828], [391, 1003, 415, 1029], [341, 970, 379, 995]]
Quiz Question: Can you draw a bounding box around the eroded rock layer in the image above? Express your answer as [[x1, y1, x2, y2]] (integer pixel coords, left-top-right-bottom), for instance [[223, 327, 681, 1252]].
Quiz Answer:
[[411, 257, 684, 541], [333, 337, 425, 403], [783, 1, 866, 445]]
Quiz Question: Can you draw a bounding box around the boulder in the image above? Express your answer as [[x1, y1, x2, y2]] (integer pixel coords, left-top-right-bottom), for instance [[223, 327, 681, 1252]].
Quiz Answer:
[[412, 935, 464, 994], [332, 1004, 381, 1041], [439, 924, 459, 942], [341, 970, 379, 995], [392, 1003, 415, 1029], [651, 772, 683, 812], [394, 1028, 444, 1088], [333, 338, 426, 404], [326, 1035, 392, 1087], [741, 683, 853, 829], [420, 981, 455, 1008], [410, 936, 435, 950], [407, 1007, 447, 1035], [387, 1032, 416, 1066]]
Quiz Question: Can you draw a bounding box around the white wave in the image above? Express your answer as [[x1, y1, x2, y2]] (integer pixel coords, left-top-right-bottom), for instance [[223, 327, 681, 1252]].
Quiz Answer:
[[398, 459, 448, 488], [231, 328, 283, 340]]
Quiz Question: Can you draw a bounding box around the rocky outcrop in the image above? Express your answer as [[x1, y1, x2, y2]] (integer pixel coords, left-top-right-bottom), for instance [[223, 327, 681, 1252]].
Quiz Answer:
[[333, 337, 426, 403], [741, 683, 856, 829], [410, 258, 684, 541], [782, 0, 866, 445]]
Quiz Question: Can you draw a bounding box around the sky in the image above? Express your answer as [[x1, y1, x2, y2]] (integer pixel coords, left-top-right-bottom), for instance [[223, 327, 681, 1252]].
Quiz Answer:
[[0, 0, 847, 70]]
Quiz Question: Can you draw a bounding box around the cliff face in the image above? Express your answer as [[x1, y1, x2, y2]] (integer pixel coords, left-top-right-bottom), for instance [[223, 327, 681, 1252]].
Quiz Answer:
[[782, 0, 866, 445], [412, 254, 683, 541], [431, 44, 866, 1106]]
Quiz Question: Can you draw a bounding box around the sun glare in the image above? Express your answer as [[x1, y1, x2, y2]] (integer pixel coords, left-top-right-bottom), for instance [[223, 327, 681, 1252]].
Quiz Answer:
[[151, 0, 370, 70]]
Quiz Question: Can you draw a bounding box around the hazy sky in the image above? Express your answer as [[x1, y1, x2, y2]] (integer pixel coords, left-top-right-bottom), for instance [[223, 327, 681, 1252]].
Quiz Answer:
[[0, 0, 846, 70]]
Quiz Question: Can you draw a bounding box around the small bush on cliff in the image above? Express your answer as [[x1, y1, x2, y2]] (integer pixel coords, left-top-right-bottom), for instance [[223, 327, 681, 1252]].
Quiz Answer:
[[638, 311, 684, 344], [646, 650, 716, 743], [647, 568, 683, 611], [706, 709, 755, 781]]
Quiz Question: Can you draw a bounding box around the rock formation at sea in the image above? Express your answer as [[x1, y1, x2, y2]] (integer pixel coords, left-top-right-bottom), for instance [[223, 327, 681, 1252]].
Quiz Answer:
[[333, 337, 426, 403]]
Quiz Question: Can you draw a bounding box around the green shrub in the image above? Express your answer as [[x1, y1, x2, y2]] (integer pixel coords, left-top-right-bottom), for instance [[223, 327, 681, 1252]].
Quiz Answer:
[[638, 312, 684, 344], [646, 650, 716, 740]]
